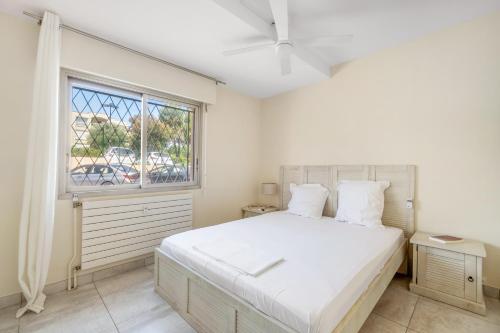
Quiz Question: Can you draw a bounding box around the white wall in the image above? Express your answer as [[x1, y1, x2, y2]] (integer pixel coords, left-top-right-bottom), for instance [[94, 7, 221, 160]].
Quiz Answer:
[[61, 29, 216, 104], [259, 12, 500, 289], [0, 11, 261, 298], [2, 8, 499, 299]]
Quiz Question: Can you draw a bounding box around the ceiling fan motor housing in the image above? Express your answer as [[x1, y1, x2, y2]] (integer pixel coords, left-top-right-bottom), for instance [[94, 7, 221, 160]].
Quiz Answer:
[[275, 41, 293, 57]]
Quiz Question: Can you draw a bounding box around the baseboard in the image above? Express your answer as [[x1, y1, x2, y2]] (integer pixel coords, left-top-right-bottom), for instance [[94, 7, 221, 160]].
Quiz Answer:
[[0, 255, 154, 310], [483, 284, 500, 299], [0, 292, 21, 310]]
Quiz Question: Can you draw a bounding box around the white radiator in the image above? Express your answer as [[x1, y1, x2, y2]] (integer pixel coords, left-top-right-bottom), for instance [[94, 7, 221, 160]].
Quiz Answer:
[[81, 193, 192, 270]]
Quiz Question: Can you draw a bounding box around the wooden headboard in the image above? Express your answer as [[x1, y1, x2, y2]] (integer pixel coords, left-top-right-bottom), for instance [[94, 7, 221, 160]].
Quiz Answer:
[[279, 165, 416, 237]]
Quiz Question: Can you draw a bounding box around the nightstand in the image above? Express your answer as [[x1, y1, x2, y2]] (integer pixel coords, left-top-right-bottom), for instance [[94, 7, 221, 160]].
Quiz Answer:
[[410, 231, 486, 315], [241, 205, 278, 218]]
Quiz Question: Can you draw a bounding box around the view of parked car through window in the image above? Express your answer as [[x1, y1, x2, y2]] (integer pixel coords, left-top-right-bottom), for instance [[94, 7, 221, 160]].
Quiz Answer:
[[68, 78, 196, 192]]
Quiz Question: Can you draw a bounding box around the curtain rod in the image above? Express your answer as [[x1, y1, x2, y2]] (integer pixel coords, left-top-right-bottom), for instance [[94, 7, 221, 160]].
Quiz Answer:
[[23, 11, 226, 85]]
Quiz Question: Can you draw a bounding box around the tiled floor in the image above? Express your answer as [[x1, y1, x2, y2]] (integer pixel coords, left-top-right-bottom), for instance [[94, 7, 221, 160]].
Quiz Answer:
[[1, 266, 499, 333]]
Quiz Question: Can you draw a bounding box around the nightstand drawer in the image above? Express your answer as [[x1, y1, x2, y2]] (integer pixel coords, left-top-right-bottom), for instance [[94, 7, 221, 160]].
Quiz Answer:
[[416, 245, 477, 301]]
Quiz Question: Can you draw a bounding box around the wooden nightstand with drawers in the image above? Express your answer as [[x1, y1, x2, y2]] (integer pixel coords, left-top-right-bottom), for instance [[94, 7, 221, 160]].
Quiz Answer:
[[410, 231, 486, 315]]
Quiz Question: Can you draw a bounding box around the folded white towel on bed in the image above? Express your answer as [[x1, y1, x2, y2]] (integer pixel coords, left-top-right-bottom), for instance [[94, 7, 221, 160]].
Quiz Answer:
[[193, 239, 284, 276]]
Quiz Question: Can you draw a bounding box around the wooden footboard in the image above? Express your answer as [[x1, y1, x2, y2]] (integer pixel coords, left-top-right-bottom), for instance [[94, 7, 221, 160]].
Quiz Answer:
[[154, 249, 293, 333], [154, 239, 406, 333]]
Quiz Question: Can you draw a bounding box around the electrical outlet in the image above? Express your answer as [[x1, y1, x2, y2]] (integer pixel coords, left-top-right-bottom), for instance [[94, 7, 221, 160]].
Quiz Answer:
[[406, 199, 413, 209]]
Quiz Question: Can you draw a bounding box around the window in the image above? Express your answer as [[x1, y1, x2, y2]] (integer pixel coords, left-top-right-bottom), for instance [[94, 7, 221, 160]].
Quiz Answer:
[[74, 116, 87, 126], [61, 71, 202, 195]]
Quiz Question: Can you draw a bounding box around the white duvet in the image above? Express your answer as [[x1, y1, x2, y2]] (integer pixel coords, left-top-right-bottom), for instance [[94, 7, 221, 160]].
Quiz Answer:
[[160, 212, 404, 333]]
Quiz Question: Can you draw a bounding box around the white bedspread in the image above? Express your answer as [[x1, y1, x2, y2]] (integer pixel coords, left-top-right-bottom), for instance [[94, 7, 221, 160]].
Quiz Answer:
[[160, 212, 404, 333]]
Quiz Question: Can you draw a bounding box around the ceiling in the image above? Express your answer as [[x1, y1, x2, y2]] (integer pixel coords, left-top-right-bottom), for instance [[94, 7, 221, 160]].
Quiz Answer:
[[1, 0, 500, 98]]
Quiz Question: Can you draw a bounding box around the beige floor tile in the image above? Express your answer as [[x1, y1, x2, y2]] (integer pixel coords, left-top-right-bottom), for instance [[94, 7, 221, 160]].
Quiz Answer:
[[419, 295, 500, 327], [373, 277, 419, 327], [94, 268, 167, 326], [19, 284, 117, 333], [17, 271, 500, 333], [409, 297, 500, 333], [359, 313, 406, 333], [0, 304, 19, 333], [117, 303, 195, 333]]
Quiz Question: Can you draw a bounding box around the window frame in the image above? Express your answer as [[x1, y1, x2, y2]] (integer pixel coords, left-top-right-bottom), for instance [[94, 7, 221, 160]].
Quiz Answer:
[[58, 68, 203, 198]]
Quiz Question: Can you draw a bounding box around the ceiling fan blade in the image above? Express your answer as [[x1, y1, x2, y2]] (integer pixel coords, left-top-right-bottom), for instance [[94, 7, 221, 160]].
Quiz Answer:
[[293, 43, 331, 77], [212, 0, 275, 39], [269, 0, 288, 41], [222, 42, 274, 56], [295, 34, 354, 47]]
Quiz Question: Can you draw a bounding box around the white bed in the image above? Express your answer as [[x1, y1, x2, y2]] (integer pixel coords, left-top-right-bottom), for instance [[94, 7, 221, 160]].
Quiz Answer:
[[155, 165, 416, 333], [161, 212, 404, 333]]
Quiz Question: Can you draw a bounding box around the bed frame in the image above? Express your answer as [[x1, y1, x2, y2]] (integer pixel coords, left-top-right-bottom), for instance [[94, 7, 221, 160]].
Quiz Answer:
[[155, 165, 416, 333]]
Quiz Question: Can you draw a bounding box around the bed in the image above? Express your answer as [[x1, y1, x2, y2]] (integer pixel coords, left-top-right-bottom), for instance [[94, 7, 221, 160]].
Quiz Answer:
[[154, 165, 416, 333]]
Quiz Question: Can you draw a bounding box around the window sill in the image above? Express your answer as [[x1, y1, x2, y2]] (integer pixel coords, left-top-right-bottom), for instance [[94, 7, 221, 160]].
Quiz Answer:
[[58, 184, 201, 200]]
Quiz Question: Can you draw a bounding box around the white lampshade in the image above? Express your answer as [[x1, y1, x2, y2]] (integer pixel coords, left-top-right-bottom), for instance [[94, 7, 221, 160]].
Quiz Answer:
[[261, 183, 277, 195]]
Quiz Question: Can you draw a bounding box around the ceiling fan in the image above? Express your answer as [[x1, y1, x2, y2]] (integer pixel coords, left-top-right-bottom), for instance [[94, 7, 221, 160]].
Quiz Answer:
[[221, 0, 353, 76]]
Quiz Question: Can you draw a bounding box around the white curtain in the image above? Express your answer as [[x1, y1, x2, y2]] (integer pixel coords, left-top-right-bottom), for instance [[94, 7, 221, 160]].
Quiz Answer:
[[17, 11, 61, 318]]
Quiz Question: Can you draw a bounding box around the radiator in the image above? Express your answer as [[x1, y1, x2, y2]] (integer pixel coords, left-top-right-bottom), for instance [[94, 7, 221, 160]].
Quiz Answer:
[[81, 193, 192, 270]]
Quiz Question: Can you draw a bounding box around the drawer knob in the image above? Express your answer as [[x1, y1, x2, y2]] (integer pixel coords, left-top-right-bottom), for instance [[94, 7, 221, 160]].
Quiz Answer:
[[468, 276, 474, 283]]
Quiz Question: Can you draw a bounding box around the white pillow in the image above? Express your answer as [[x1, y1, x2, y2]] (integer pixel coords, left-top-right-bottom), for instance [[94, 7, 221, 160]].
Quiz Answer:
[[287, 183, 329, 219], [335, 180, 390, 227]]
